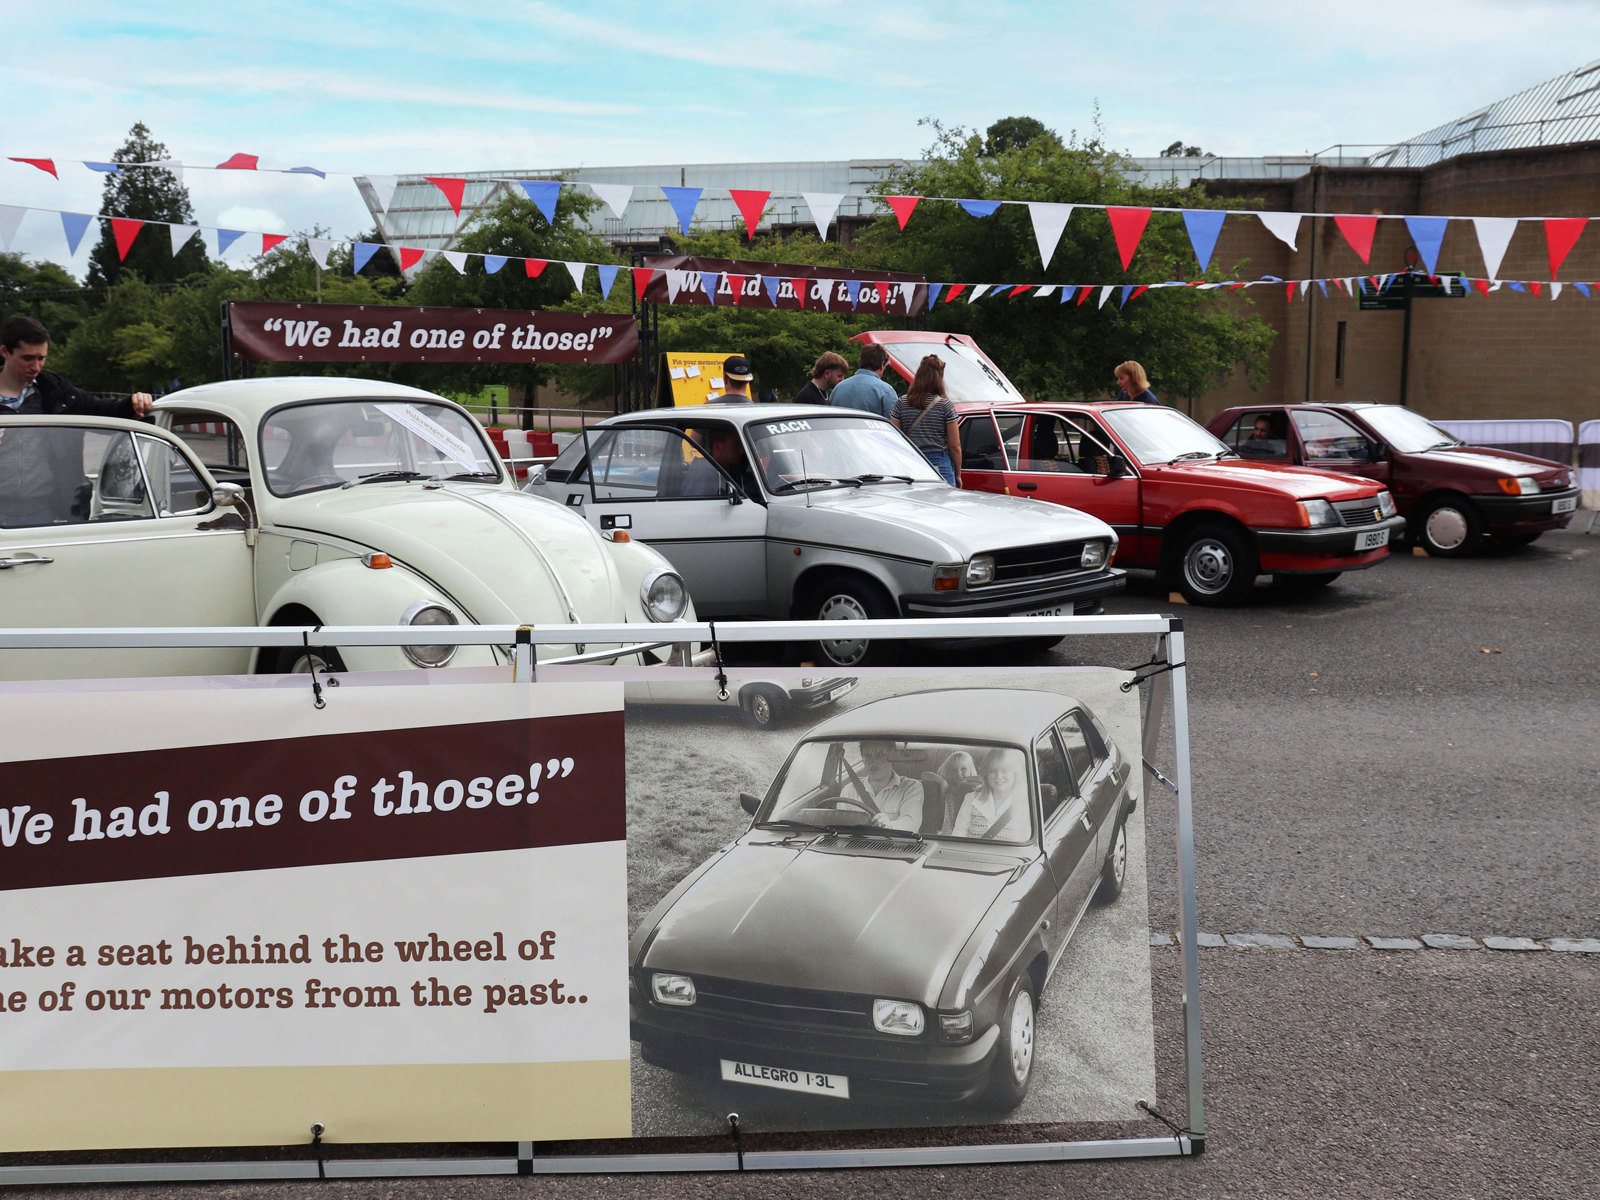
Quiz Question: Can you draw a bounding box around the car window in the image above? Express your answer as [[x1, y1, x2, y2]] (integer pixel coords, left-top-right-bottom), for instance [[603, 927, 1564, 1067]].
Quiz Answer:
[[1062, 414, 1122, 476], [90, 430, 158, 522], [167, 414, 252, 487], [1013, 414, 1082, 473], [1292, 409, 1374, 462], [995, 414, 1024, 465], [136, 435, 213, 517], [260, 400, 501, 497], [1225, 411, 1289, 459], [958, 414, 1007, 470], [1034, 728, 1075, 825], [1056, 712, 1101, 789], [583, 426, 741, 501]]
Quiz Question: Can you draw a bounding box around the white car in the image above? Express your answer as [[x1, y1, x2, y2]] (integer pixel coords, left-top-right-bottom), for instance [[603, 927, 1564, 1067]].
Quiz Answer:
[[633, 674, 857, 728], [0, 377, 693, 680]]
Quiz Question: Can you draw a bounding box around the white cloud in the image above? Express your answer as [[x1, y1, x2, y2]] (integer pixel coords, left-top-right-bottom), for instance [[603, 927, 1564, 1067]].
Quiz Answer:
[[215, 206, 288, 233]]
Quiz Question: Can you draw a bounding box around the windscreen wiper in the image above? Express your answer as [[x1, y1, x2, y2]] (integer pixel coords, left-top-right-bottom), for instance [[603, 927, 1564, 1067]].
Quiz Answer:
[[1168, 450, 1213, 464], [849, 473, 915, 485], [754, 819, 829, 834], [1422, 440, 1460, 452], [775, 475, 845, 492], [439, 471, 499, 481], [829, 823, 921, 840], [342, 470, 428, 488]]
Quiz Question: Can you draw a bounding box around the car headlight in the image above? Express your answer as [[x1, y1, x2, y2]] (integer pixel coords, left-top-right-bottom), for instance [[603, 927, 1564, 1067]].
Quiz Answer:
[[1377, 491, 1397, 518], [640, 567, 688, 623], [1080, 539, 1108, 569], [965, 555, 995, 586], [872, 998, 925, 1036], [939, 1010, 974, 1043], [400, 601, 459, 668], [1298, 499, 1338, 528], [650, 972, 697, 1006]]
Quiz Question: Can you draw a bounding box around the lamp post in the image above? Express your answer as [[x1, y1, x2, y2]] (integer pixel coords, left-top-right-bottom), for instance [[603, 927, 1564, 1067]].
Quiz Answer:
[[1399, 246, 1419, 408]]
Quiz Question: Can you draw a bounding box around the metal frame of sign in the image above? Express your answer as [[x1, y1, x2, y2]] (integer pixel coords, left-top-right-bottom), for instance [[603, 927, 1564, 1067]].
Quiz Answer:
[[0, 614, 1202, 1184]]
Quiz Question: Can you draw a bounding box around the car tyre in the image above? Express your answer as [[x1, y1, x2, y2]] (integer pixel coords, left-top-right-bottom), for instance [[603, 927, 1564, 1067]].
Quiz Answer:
[[740, 684, 787, 729], [1412, 495, 1483, 557], [980, 974, 1038, 1112], [1172, 522, 1257, 606], [269, 644, 346, 675], [1095, 817, 1128, 905], [804, 576, 900, 668]]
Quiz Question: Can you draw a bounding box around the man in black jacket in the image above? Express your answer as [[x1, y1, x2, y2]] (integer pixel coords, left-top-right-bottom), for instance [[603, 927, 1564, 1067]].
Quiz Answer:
[[794, 351, 847, 407], [0, 315, 154, 527]]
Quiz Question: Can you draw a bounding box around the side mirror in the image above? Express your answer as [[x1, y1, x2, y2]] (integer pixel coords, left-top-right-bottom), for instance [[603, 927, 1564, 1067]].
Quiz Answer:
[[1107, 455, 1131, 478], [212, 482, 245, 507], [739, 792, 761, 816], [1370, 442, 1389, 461]]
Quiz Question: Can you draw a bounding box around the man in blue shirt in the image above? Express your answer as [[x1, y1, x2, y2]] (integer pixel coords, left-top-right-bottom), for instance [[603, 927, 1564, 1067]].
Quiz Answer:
[[827, 344, 899, 419]]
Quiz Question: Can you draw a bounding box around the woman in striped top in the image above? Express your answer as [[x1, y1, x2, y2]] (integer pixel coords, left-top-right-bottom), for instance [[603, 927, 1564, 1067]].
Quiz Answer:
[[890, 354, 962, 486]]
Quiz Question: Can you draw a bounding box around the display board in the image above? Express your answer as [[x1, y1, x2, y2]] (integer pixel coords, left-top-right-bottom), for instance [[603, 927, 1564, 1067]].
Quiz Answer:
[[657, 352, 746, 406]]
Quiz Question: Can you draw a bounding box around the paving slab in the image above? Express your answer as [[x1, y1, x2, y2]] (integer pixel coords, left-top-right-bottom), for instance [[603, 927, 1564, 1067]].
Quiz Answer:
[[1298, 935, 1360, 950], [1546, 937, 1600, 953], [1483, 936, 1545, 951], [1365, 936, 1423, 950], [1222, 932, 1296, 950], [1422, 933, 1481, 950]]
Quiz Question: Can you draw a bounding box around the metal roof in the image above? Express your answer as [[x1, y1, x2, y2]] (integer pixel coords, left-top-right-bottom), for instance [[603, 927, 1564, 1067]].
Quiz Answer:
[[1369, 59, 1600, 168]]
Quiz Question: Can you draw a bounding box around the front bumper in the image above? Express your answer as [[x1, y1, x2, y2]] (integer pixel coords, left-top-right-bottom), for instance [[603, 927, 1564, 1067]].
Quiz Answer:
[[786, 678, 857, 708], [1472, 488, 1580, 531], [900, 568, 1127, 618], [632, 1002, 1000, 1103]]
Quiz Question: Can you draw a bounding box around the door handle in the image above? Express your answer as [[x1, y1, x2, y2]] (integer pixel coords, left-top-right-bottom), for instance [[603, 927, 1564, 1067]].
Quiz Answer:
[[0, 556, 53, 569], [1016, 482, 1038, 492], [1080, 809, 1093, 830]]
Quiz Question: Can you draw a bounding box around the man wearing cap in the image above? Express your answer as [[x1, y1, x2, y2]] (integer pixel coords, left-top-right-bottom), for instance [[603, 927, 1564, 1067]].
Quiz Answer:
[[826, 344, 898, 419], [706, 355, 755, 404]]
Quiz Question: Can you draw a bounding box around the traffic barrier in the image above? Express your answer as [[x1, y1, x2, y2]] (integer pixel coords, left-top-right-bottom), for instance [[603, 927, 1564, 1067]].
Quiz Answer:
[[1579, 421, 1600, 531], [1430, 418, 1574, 466]]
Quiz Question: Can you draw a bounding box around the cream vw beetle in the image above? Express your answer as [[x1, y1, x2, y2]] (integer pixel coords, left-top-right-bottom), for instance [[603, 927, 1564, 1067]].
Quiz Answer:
[[0, 378, 692, 680]]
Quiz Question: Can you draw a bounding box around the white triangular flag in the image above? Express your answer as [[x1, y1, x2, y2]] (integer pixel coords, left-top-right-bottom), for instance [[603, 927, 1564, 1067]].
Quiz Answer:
[[801, 191, 844, 239], [899, 281, 917, 310], [169, 223, 199, 255], [442, 250, 468, 274], [1472, 217, 1517, 280], [1027, 202, 1074, 268], [665, 270, 685, 302], [815, 279, 832, 311], [588, 183, 633, 220], [967, 283, 989, 304], [1551, 281, 1563, 300], [1034, 285, 1057, 297], [1098, 285, 1114, 309], [0, 205, 24, 250], [1258, 212, 1302, 251], [564, 260, 587, 291], [1299, 280, 1310, 297], [307, 237, 335, 269], [363, 174, 400, 213], [152, 159, 183, 184]]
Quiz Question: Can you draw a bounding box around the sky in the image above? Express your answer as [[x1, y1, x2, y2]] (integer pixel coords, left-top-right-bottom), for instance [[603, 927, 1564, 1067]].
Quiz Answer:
[[6, 0, 1599, 276]]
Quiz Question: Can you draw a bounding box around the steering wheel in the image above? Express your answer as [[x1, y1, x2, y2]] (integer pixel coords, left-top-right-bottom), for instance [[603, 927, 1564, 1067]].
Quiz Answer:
[[839, 758, 879, 816], [284, 474, 347, 494], [817, 794, 875, 816]]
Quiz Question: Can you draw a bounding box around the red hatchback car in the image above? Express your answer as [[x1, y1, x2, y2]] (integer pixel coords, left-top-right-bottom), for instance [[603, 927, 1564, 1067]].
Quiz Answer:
[[852, 331, 1406, 606], [1206, 403, 1579, 557]]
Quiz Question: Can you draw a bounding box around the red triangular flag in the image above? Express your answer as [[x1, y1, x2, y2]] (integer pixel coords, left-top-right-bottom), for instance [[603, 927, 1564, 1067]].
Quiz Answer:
[[261, 233, 287, 254], [396, 246, 425, 271], [525, 258, 548, 278], [1106, 207, 1152, 270], [1076, 285, 1093, 306], [1544, 218, 1586, 277], [216, 153, 258, 170], [110, 218, 142, 260], [1333, 215, 1379, 264], [9, 157, 57, 178], [1130, 285, 1149, 303], [1008, 284, 1031, 298], [633, 266, 655, 299], [1531, 281, 1544, 296], [1474, 278, 1490, 295], [945, 283, 968, 302], [884, 195, 921, 230], [728, 190, 769, 240], [1229, 282, 1247, 290], [425, 177, 467, 216], [725, 273, 746, 305], [1286, 282, 1295, 302]]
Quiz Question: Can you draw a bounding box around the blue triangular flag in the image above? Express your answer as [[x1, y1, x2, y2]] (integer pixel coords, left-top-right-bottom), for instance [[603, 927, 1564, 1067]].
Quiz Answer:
[[660, 186, 703, 236], [353, 242, 382, 274], [1508, 281, 1527, 292], [286, 166, 326, 178], [1317, 279, 1329, 297], [1576, 282, 1592, 298], [520, 180, 563, 225], [83, 161, 121, 174], [1119, 285, 1134, 308], [216, 229, 246, 256], [701, 271, 719, 303], [845, 280, 862, 306], [596, 264, 620, 297], [60, 212, 94, 254], [958, 199, 1002, 218], [990, 284, 1010, 297], [763, 275, 780, 305], [1059, 285, 1076, 303], [927, 283, 945, 307], [1182, 210, 1226, 273], [1403, 216, 1448, 276], [483, 254, 508, 274]]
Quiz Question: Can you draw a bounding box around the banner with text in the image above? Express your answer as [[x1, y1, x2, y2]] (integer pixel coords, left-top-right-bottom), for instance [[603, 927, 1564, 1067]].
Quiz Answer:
[[640, 255, 927, 315], [226, 301, 639, 365]]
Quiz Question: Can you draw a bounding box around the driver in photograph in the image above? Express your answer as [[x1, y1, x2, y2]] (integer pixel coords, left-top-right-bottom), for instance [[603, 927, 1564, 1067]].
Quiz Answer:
[[846, 739, 924, 832]]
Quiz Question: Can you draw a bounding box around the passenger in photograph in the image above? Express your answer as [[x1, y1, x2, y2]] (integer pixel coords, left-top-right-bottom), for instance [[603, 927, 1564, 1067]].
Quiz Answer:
[[951, 747, 1030, 841]]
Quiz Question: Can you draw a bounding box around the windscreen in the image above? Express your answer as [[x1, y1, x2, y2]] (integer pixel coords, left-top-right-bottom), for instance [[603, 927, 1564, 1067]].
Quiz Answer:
[[259, 400, 500, 496], [1102, 406, 1232, 465], [744, 415, 942, 493], [1356, 406, 1463, 453]]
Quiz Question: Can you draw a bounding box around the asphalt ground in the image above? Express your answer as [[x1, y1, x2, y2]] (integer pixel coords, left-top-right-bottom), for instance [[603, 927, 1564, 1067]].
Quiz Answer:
[[4, 527, 1597, 1197]]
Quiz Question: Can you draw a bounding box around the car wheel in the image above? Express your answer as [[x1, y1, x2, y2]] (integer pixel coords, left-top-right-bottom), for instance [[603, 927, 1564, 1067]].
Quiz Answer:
[[1095, 818, 1128, 905], [1492, 533, 1541, 548], [1014, 636, 1065, 656], [269, 644, 346, 675], [1272, 572, 1340, 594], [805, 577, 900, 668], [1413, 495, 1483, 557], [980, 975, 1038, 1112], [1174, 523, 1257, 606], [740, 685, 786, 729]]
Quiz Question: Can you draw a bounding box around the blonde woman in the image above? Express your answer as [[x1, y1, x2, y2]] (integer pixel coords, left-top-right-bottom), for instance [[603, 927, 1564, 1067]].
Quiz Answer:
[[1114, 361, 1160, 405], [950, 747, 1030, 842]]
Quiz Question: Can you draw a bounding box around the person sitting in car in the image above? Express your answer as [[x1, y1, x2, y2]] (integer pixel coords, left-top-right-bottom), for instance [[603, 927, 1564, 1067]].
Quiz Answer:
[[850, 740, 924, 832], [951, 747, 1030, 841], [681, 428, 749, 496], [1241, 413, 1286, 457]]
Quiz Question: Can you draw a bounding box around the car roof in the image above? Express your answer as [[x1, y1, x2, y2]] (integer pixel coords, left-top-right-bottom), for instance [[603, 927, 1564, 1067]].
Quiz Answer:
[[806, 688, 1080, 743], [152, 376, 455, 425], [607, 403, 887, 426], [952, 400, 1144, 414]]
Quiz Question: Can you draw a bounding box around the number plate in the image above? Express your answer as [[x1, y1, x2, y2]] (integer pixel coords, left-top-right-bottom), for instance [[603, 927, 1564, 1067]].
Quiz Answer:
[[1020, 605, 1066, 618], [829, 684, 854, 701], [1354, 528, 1390, 551], [1552, 495, 1577, 514], [721, 1059, 850, 1098]]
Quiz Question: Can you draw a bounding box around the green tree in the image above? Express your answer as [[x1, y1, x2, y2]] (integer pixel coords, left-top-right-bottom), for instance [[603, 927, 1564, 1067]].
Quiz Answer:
[[864, 118, 1273, 407], [87, 123, 209, 289], [0, 253, 93, 347], [984, 116, 1055, 156]]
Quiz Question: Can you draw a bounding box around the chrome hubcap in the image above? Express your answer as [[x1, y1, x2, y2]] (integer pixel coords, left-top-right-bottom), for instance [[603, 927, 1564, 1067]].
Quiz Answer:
[[1008, 989, 1035, 1085], [1425, 507, 1469, 551], [288, 652, 334, 675], [816, 593, 871, 665], [1112, 824, 1127, 885], [750, 693, 772, 723], [1183, 539, 1232, 594]]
